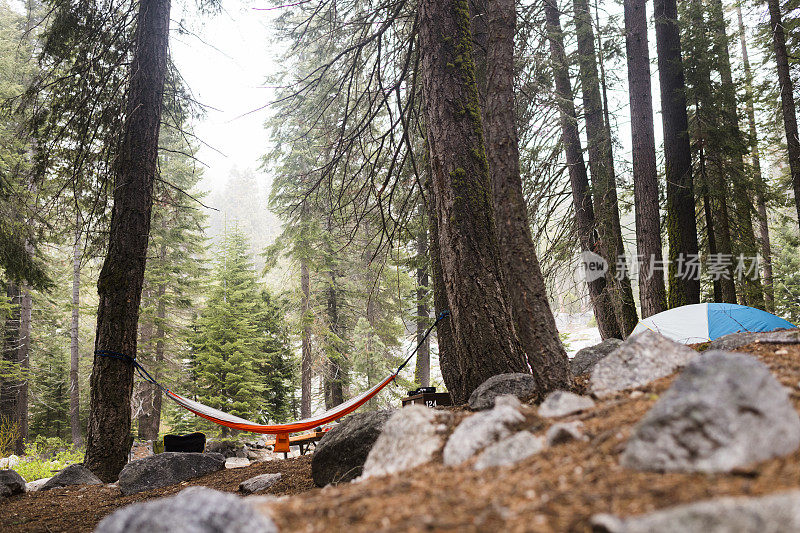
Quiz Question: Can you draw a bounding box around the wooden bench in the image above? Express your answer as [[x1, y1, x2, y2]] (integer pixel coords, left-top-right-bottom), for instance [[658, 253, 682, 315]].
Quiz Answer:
[[266, 428, 328, 458]]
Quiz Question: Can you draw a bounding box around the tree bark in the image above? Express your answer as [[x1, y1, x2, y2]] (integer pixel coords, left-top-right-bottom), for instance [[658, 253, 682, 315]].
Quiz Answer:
[[484, 0, 570, 388], [737, 5, 773, 311], [300, 257, 311, 418], [767, 0, 800, 230], [414, 210, 431, 388], [324, 266, 345, 409], [573, 0, 638, 335], [419, 0, 530, 404], [624, 0, 667, 318], [70, 224, 83, 446], [544, 0, 621, 340], [84, 0, 171, 482], [16, 287, 30, 454], [654, 0, 701, 307], [1, 284, 23, 452]]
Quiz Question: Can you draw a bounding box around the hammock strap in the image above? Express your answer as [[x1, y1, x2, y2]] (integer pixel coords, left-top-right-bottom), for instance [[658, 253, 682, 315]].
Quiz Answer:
[[395, 310, 450, 374]]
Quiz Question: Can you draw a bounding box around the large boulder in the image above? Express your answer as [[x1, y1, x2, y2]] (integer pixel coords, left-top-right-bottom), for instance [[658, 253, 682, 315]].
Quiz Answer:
[[708, 329, 800, 351], [570, 338, 623, 376], [117, 452, 225, 495], [473, 431, 544, 470], [40, 464, 102, 491], [468, 373, 540, 411], [95, 486, 277, 533], [0, 469, 26, 498], [538, 390, 595, 418], [361, 406, 450, 480], [591, 331, 697, 398], [311, 409, 393, 486], [239, 473, 281, 495], [622, 351, 800, 473], [443, 395, 526, 466], [591, 490, 800, 533]]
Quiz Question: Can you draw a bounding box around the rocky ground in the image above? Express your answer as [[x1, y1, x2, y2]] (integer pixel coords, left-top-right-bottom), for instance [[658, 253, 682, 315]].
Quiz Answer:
[[3, 331, 800, 532]]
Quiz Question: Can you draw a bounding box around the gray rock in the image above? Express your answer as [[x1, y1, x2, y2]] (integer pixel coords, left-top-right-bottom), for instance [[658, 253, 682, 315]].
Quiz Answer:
[[538, 390, 595, 418], [239, 473, 281, 495], [473, 431, 545, 470], [591, 331, 697, 398], [40, 464, 102, 491], [571, 338, 623, 376], [443, 395, 525, 466], [708, 329, 800, 351], [545, 422, 586, 446], [0, 469, 26, 497], [95, 486, 277, 533], [117, 452, 225, 495], [225, 457, 250, 469], [25, 476, 51, 492], [311, 409, 393, 486], [622, 351, 800, 473], [591, 490, 800, 533], [362, 406, 450, 480], [468, 373, 540, 411], [205, 440, 246, 459]]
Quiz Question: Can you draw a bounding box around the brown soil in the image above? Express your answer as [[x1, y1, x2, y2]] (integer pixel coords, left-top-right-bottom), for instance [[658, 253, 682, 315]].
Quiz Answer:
[[4, 340, 800, 532]]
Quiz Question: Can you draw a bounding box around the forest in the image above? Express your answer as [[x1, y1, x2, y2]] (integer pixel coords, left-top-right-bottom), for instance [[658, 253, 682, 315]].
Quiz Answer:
[[1, 0, 800, 508]]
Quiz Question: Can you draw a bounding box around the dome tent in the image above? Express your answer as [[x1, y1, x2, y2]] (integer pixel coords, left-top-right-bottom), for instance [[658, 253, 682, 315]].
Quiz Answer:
[[630, 303, 796, 344]]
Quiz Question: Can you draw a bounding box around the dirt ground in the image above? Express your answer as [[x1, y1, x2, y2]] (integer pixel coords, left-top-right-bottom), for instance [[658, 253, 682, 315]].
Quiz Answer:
[[3, 340, 800, 532]]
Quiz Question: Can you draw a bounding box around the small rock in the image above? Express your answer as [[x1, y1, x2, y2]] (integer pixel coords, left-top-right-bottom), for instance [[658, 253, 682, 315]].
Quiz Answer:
[[362, 406, 450, 480], [622, 351, 800, 473], [591, 490, 800, 532], [0, 454, 20, 469], [204, 440, 246, 459], [571, 338, 623, 376], [443, 395, 525, 466], [708, 329, 800, 351], [118, 452, 225, 495], [591, 330, 697, 398], [0, 469, 26, 498], [25, 476, 51, 492], [538, 390, 595, 418], [545, 422, 586, 446], [468, 373, 540, 411], [311, 409, 394, 486], [225, 457, 251, 469], [40, 464, 102, 491], [630, 391, 644, 399], [776, 348, 789, 355], [473, 431, 545, 470], [239, 473, 281, 495], [95, 486, 277, 533]]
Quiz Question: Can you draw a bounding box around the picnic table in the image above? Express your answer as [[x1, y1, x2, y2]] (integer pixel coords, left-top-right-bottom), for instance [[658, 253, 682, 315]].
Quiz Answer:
[[266, 428, 329, 458]]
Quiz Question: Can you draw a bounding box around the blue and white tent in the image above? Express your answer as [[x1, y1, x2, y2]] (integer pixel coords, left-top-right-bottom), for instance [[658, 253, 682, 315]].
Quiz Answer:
[[630, 303, 796, 344]]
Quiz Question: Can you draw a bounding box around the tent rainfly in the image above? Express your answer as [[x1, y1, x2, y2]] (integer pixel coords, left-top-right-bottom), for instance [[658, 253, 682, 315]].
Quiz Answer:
[[630, 303, 796, 344]]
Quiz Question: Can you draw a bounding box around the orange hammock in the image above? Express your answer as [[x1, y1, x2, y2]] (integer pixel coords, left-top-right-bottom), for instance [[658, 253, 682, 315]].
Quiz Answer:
[[165, 373, 398, 452]]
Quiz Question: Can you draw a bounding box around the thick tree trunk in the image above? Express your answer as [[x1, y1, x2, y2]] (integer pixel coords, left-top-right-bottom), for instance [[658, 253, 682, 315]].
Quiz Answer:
[[84, 0, 171, 482], [414, 212, 431, 388], [419, 0, 530, 404], [737, 4, 773, 311], [544, 0, 621, 340], [300, 257, 311, 418], [574, 0, 638, 336], [624, 0, 667, 318], [709, 0, 764, 309], [767, 0, 800, 229], [70, 226, 83, 446], [654, 0, 700, 307], [425, 179, 461, 398], [484, 0, 570, 387]]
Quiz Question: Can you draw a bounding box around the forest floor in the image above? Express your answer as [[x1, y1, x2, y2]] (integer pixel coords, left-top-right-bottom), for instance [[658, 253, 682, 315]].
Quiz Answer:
[[3, 340, 800, 532]]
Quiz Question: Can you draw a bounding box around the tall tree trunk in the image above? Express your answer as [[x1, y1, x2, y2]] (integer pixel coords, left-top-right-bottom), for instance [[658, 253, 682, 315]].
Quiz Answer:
[[767, 0, 800, 229], [709, 0, 764, 309], [16, 287, 30, 454], [484, 0, 570, 387], [624, 0, 667, 318], [414, 209, 431, 388], [737, 4, 773, 311], [419, 0, 530, 404], [136, 298, 154, 441], [544, 0, 621, 340], [148, 246, 166, 441], [300, 257, 311, 418], [654, 0, 700, 307], [425, 178, 461, 398], [1, 284, 21, 449], [574, 0, 638, 335], [70, 224, 83, 446], [324, 258, 345, 408], [84, 0, 171, 482]]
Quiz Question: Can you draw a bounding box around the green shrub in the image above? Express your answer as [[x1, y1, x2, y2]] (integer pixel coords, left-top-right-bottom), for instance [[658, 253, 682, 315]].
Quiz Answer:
[[12, 438, 83, 482]]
